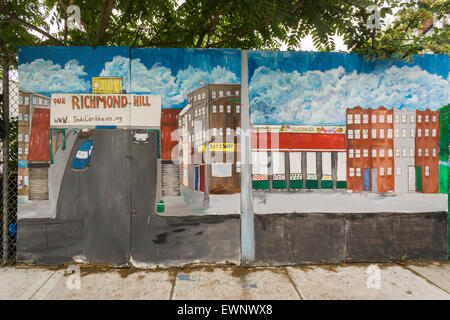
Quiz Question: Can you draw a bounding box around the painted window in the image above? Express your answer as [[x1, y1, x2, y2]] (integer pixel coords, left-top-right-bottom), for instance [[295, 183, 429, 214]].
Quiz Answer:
[[236, 105, 240, 113], [25, 148, 28, 155], [363, 149, 369, 158], [418, 148, 422, 157], [371, 114, 377, 123], [24, 97, 29, 105], [380, 167, 384, 176], [409, 149, 414, 157], [18, 113, 22, 121], [202, 93, 206, 99], [219, 105, 224, 113], [347, 114, 353, 124], [418, 115, 422, 123], [337, 152, 346, 181], [401, 114, 407, 123], [388, 149, 393, 157], [252, 152, 268, 175], [226, 128, 231, 136], [401, 128, 406, 138], [354, 114, 361, 124], [348, 130, 353, 139], [417, 129, 422, 137], [363, 114, 368, 124], [18, 134, 23, 142], [212, 91, 216, 98], [236, 127, 241, 135], [227, 105, 231, 113], [379, 114, 385, 123], [379, 129, 384, 139], [425, 115, 429, 122], [219, 128, 223, 136], [212, 128, 217, 136], [18, 148, 22, 155], [25, 134, 29, 142], [425, 129, 429, 137], [363, 129, 368, 139], [219, 91, 223, 97], [410, 128, 415, 138], [387, 114, 393, 123], [432, 129, 436, 137], [226, 91, 231, 96], [396, 167, 401, 176], [24, 114, 29, 121], [322, 152, 332, 176], [379, 149, 385, 157], [236, 90, 240, 96], [32, 97, 37, 105], [372, 149, 377, 157], [425, 148, 429, 157], [433, 148, 437, 157], [349, 168, 355, 177], [395, 149, 400, 157], [24, 176, 29, 186], [410, 114, 415, 123], [394, 129, 399, 138], [402, 149, 407, 157], [194, 95, 197, 102], [395, 114, 399, 123], [355, 149, 360, 158], [387, 167, 392, 175], [272, 152, 285, 175], [432, 115, 437, 122], [371, 129, 376, 139], [306, 152, 316, 174], [289, 152, 302, 173], [236, 161, 241, 172], [388, 129, 393, 139], [425, 166, 430, 176], [356, 168, 361, 177], [355, 129, 360, 139], [212, 105, 217, 113], [349, 149, 354, 158]]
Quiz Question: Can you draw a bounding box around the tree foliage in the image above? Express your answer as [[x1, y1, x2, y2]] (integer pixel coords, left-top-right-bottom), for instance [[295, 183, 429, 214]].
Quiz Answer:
[[0, 0, 449, 64]]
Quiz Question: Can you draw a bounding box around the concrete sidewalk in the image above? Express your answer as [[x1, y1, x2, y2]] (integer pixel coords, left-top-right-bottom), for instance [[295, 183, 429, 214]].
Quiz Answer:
[[1, 262, 449, 300]]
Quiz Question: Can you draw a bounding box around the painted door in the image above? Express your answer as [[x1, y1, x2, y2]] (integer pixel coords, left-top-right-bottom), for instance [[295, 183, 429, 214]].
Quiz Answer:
[[194, 166, 199, 191], [363, 169, 370, 191], [408, 166, 415, 191], [416, 166, 423, 192], [371, 168, 377, 192]]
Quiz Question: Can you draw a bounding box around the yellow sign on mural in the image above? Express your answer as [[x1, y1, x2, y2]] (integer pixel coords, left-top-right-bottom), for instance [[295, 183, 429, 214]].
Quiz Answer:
[[197, 143, 235, 152], [92, 77, 123, 94]]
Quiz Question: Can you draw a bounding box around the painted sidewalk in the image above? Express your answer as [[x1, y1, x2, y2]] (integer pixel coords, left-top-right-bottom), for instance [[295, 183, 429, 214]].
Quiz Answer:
[[0, 262, 449, 300]]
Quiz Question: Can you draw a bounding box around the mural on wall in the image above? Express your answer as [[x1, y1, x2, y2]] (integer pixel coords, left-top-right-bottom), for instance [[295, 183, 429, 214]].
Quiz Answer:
[[248, 51, 449, 197], [16, 46, 449, 265], [17, 47, 242, 265]]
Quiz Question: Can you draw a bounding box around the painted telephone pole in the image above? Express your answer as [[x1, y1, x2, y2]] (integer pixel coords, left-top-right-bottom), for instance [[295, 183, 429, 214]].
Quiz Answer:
[[240, 50, 255, 264]]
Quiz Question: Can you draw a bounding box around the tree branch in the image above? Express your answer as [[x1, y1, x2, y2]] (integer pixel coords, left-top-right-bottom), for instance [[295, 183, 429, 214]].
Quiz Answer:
[[97, 0, 116, 45], [2, 12, 64, 45]]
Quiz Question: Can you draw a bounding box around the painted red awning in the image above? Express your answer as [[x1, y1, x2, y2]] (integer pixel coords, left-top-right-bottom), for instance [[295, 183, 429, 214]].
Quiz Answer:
[[251, 132, 345, 151], [28, 108, 50, 162]]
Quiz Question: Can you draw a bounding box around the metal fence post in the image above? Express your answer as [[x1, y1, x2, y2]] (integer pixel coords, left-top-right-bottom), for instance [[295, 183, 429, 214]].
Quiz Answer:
[[2, 56, 10, 265]]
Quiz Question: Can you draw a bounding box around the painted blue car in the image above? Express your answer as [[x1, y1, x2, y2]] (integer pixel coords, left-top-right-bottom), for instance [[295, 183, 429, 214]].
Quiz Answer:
[[72, 140, 95, 171]]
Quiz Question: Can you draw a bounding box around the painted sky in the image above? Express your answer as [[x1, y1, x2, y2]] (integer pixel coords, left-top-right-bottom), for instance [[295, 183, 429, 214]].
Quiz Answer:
[[18, 47, 241, 109], [249, 51, 450, 125]]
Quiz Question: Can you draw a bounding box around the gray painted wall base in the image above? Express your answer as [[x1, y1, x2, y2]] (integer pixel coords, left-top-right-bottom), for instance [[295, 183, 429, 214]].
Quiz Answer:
[[254, 211, 448, 265]]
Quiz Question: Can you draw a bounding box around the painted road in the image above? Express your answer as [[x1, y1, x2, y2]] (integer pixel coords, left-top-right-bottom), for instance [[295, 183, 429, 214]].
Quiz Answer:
[[56, 129, 239, 265]]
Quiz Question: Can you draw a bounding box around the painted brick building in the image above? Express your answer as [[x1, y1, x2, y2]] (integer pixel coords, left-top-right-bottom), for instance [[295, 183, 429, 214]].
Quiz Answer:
[[346, 106, 394, 193], [415, 109, 440, 193], [179, 83, 241, 194]]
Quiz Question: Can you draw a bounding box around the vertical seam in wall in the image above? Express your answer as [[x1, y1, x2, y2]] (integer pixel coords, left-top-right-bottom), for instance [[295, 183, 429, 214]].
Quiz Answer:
[[343, 216, 348, 261], [282, 267, 303, 300]]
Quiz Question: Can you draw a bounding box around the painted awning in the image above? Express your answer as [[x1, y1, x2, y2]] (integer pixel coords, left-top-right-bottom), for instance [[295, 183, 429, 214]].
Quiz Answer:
[[28, 108, 50, 162], [251, 132, 346, 151]]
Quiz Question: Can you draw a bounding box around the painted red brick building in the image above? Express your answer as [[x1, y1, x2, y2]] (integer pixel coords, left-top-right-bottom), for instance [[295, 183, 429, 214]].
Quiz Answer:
[[346, 106, 394, 193], [415, 109, 439, 193]]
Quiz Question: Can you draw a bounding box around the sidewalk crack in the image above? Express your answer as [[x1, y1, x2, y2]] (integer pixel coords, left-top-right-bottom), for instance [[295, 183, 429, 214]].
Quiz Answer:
[[397, 263, 450, 295], [282, 267, 304, 300]]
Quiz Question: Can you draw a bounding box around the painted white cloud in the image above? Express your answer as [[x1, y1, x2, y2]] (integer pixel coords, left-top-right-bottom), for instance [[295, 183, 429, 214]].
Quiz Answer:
[[250, 65, 450, 125], [19, 58, 90, 93], [100, 56, 239, 107]]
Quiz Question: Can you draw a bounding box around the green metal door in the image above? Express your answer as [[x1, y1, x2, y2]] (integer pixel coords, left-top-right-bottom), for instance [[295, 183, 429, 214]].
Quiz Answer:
[[416, 166, 422, 192]]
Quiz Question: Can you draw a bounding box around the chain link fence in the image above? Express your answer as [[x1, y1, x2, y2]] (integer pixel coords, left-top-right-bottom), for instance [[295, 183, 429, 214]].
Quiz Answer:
[[1, 56, 18, 266]]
